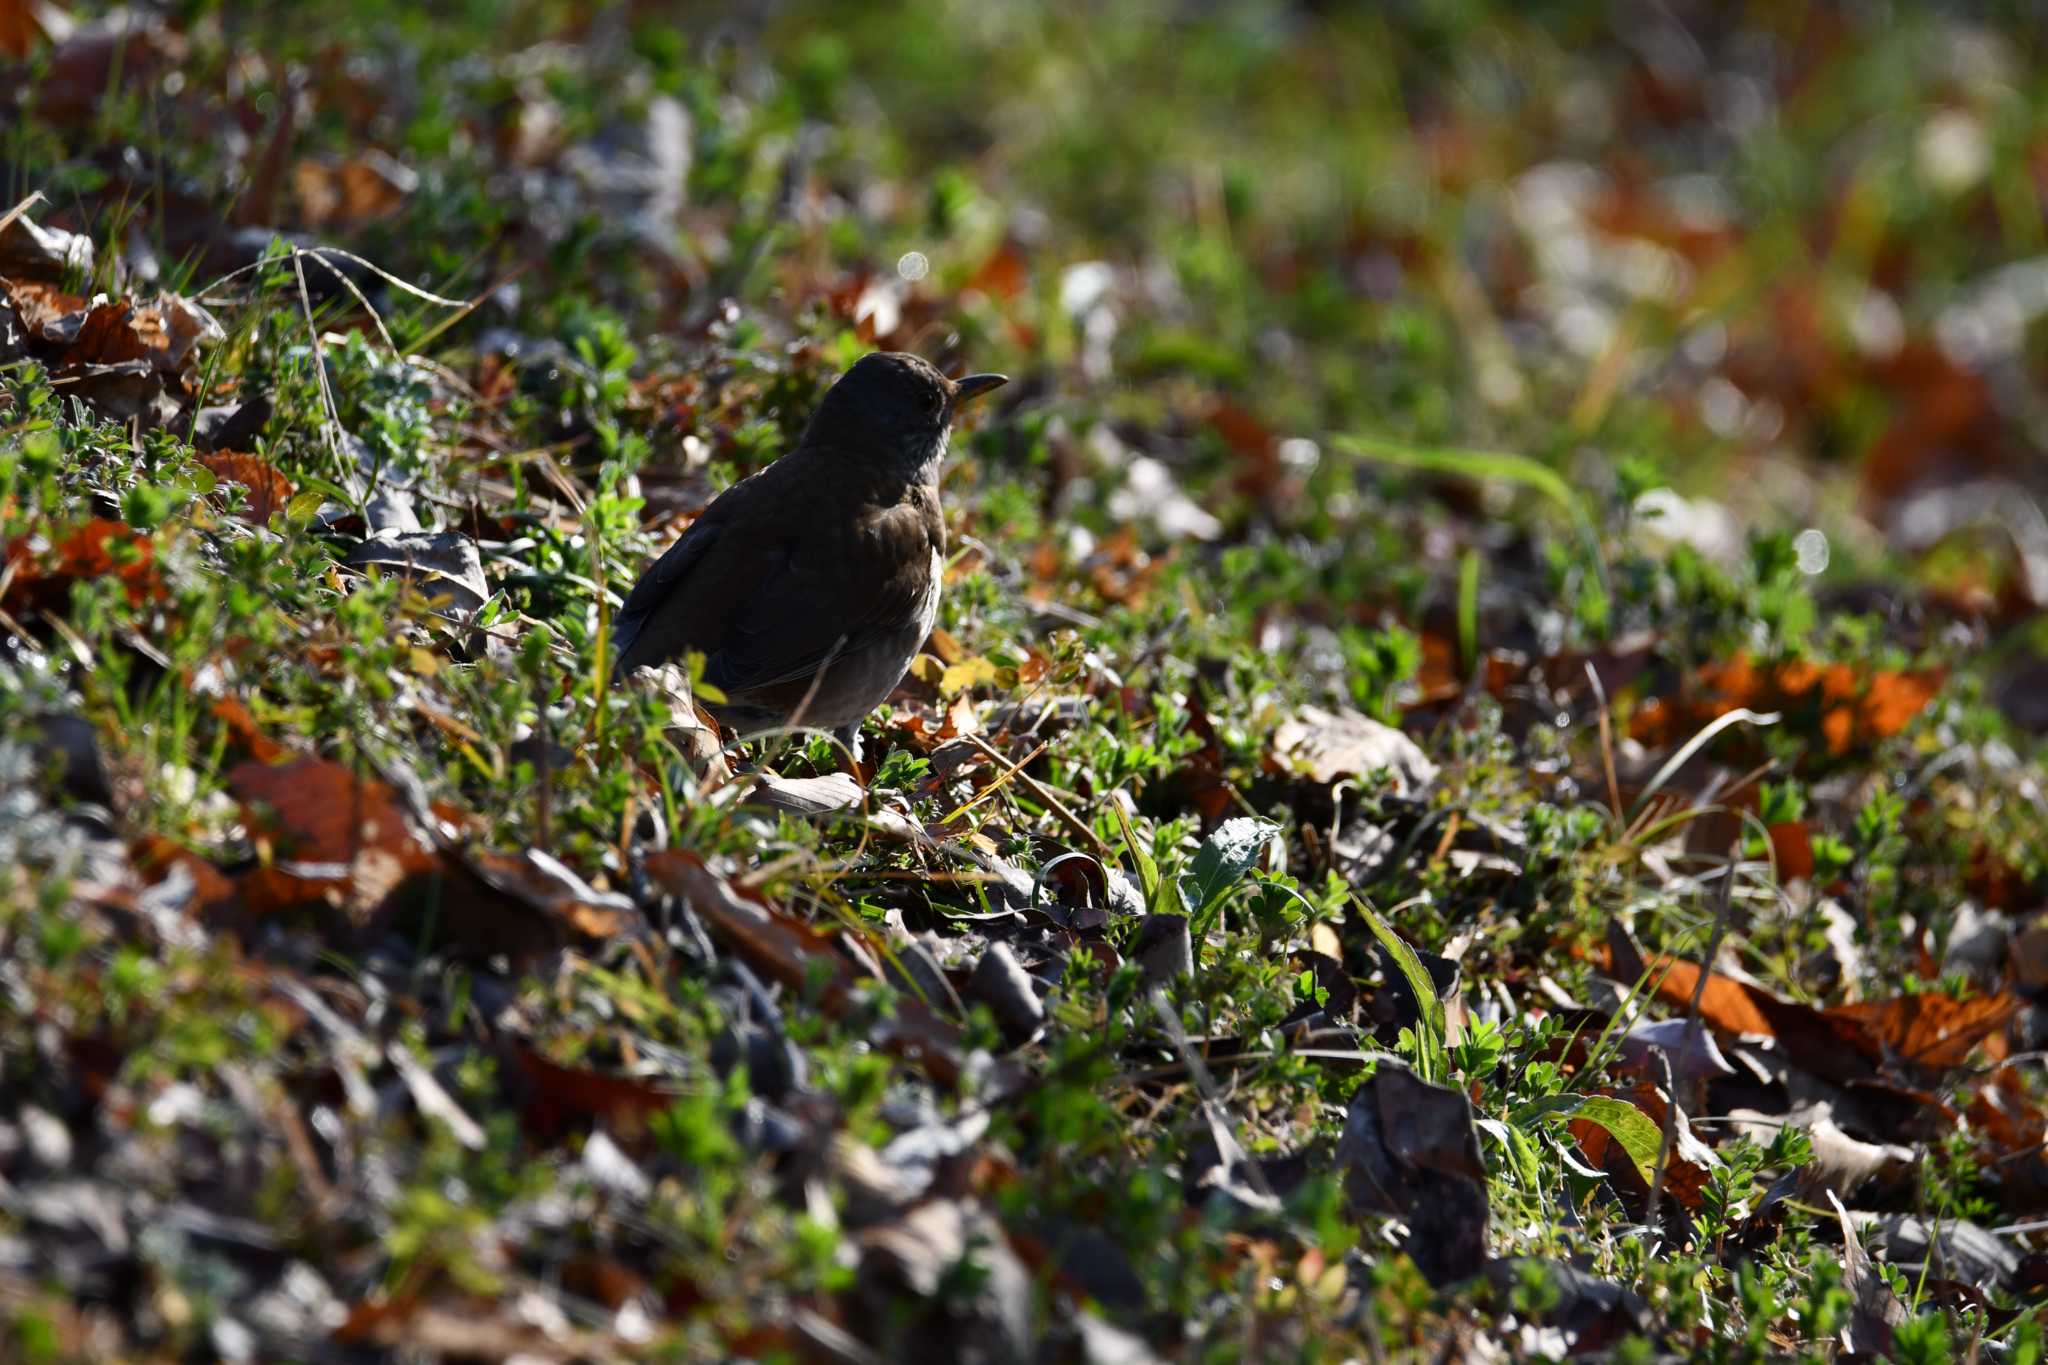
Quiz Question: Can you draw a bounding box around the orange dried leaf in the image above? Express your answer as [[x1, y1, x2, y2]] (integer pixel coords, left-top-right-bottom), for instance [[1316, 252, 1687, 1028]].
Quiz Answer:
[[4, 518, 164, 610], [0, 0, 39, 59], [966, 237, 1029, 301], [1831, 991, 2016, 1071], [209, 695, 287, 765], [199, 452, 294, 524]]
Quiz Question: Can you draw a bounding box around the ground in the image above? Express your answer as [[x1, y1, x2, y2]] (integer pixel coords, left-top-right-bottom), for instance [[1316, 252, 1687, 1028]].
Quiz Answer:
[[4, 3, 2048, 1361]]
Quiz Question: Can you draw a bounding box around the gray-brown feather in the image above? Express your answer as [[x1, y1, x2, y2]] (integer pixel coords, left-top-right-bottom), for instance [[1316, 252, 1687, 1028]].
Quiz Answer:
[[612, 449, 944, 733]]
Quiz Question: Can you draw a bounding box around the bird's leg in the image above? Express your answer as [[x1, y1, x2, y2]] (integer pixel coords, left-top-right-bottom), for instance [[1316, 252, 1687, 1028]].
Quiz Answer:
[[832, 722, 870, 782], [833, 722, 862, 763]]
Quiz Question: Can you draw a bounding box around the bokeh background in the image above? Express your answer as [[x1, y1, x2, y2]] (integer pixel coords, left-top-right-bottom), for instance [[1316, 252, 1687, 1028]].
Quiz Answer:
[[14, 1, 2046, 705]]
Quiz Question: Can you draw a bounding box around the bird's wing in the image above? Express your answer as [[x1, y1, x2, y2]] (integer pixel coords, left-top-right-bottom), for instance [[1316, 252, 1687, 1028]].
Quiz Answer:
[[609, 462, 790, 678], [610, 515, 722, 674], [703, 496, 939, 703]]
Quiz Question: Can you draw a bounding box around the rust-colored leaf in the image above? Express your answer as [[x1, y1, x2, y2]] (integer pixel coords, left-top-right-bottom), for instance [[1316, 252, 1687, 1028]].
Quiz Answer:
[[1629, 651, 1943, 756], [292, 151, 416, 229], [1597, 942, 1880, 1083], [511, 1046, 672, 1141], [451, 846, 642, 947], [1767, 820, 1814, 881], [3, 517, 164, 611], [227, 756, 437, 919], [966, 236, 1029, 301], [1831, 991, 2016, 1071], [130, 835, 239, 919], [208, 694, 288, 765], [1206, 398, 1283, 499], [4, 278, 87, 336], [0, 0, 39, 59], [199, 452, 294, 524], [1598, 939, 2012, 1082]]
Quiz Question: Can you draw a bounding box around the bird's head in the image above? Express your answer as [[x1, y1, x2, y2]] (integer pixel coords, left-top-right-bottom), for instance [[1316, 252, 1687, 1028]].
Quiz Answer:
[[807, 351, 1007, 480]]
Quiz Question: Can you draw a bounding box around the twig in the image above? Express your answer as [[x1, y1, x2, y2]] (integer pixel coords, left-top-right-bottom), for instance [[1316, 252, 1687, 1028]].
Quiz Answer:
[[966, 732, 1106, 857], [0, 190, 47, 238], [1585, 660, 1624, 827], [938, 738, 1049, 826], [1642, 1045, 1681, 1241]]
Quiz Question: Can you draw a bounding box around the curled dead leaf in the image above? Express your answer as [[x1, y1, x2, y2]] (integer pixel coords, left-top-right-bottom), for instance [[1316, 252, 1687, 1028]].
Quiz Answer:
[[1268, 704, 1438, 795]]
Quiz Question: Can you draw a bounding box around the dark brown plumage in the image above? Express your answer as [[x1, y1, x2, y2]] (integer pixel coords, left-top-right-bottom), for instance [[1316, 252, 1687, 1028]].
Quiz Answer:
[[611, 351, 1006, 751]]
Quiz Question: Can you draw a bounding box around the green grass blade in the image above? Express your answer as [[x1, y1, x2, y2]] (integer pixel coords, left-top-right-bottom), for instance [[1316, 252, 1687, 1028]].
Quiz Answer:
[[1353, 895, 1447, 1085]]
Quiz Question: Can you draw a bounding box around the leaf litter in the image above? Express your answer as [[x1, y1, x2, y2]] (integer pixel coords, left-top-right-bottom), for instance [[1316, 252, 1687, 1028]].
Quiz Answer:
[[3, 6, 2048, 1361]]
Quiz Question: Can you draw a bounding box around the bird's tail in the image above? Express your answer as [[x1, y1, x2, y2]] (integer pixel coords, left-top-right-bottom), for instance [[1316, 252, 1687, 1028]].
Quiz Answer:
[[608, 608, 646, 682]]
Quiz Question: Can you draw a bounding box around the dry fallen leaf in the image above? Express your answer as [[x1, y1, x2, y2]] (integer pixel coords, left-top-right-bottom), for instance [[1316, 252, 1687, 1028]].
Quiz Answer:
[[292, 150, 418, 229], [1268, 703, 1438, 794], [1630, 652, 1944, 756], [642, 852, 1002, 1092], [1335, 1062, 1489, 1287], [1597, 937, 2015, 1083], [227, 755, 438, 919], [0, 0, 41, 59], [4, 518, 165, 613], [198, 452, 294, 524]]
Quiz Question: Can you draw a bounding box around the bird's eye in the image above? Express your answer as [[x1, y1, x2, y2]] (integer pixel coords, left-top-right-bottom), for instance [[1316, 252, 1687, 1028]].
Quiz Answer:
[[924, 390, 944, 416]]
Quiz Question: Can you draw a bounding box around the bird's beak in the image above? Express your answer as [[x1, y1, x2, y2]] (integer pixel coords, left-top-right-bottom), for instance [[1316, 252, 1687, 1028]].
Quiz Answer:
[[952, 373, 1008, 406]]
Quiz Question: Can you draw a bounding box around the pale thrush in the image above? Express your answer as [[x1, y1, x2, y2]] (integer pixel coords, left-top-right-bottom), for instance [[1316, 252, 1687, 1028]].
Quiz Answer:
[[611, 351, 1007, 753]]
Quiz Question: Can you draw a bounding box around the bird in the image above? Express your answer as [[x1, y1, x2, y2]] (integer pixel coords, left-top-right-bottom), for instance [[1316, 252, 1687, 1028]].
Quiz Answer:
[[610, 351, 1007, 758]]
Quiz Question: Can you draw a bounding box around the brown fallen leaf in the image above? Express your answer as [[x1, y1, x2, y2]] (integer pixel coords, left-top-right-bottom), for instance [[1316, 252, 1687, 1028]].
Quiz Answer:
[[1831, 990, 2015, 1071], [227, 755, 438, 921], [1334, 1061, 1488, 1287], [1267, 704, 1438, 794], [0, 208, 94, 281], [292, 151, 418, 229], [335, 1294, 621, 1360], [33, 12, 186, 127], [511, 1046, 673, 1143], [1597, 935, 2014, 1083], [3, 518, 165, 613], [130, 835, 239, 920], [0, 0, 41, 59], [207, 694, 288, 765], [1629, 652, 1944, 757], [452, 845, 642, 946], [642, 852, 1000, 1092], [198, 452, 294, 524]]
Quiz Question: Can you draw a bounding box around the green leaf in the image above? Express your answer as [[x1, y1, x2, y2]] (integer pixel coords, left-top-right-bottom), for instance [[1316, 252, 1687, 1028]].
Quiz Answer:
[[1182, 817, 1278, 932], [1476, 1117, 1541, 1188], [1565, 1096, 1664, 1187], [1110, 800, 1165, 912], [1353, 896, 1446, 1085], [1335, 431, 1609, 609], [1457, 547, 1480, 673], [1333, 432, 1580, 521], [285, 488, 328, 525]]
